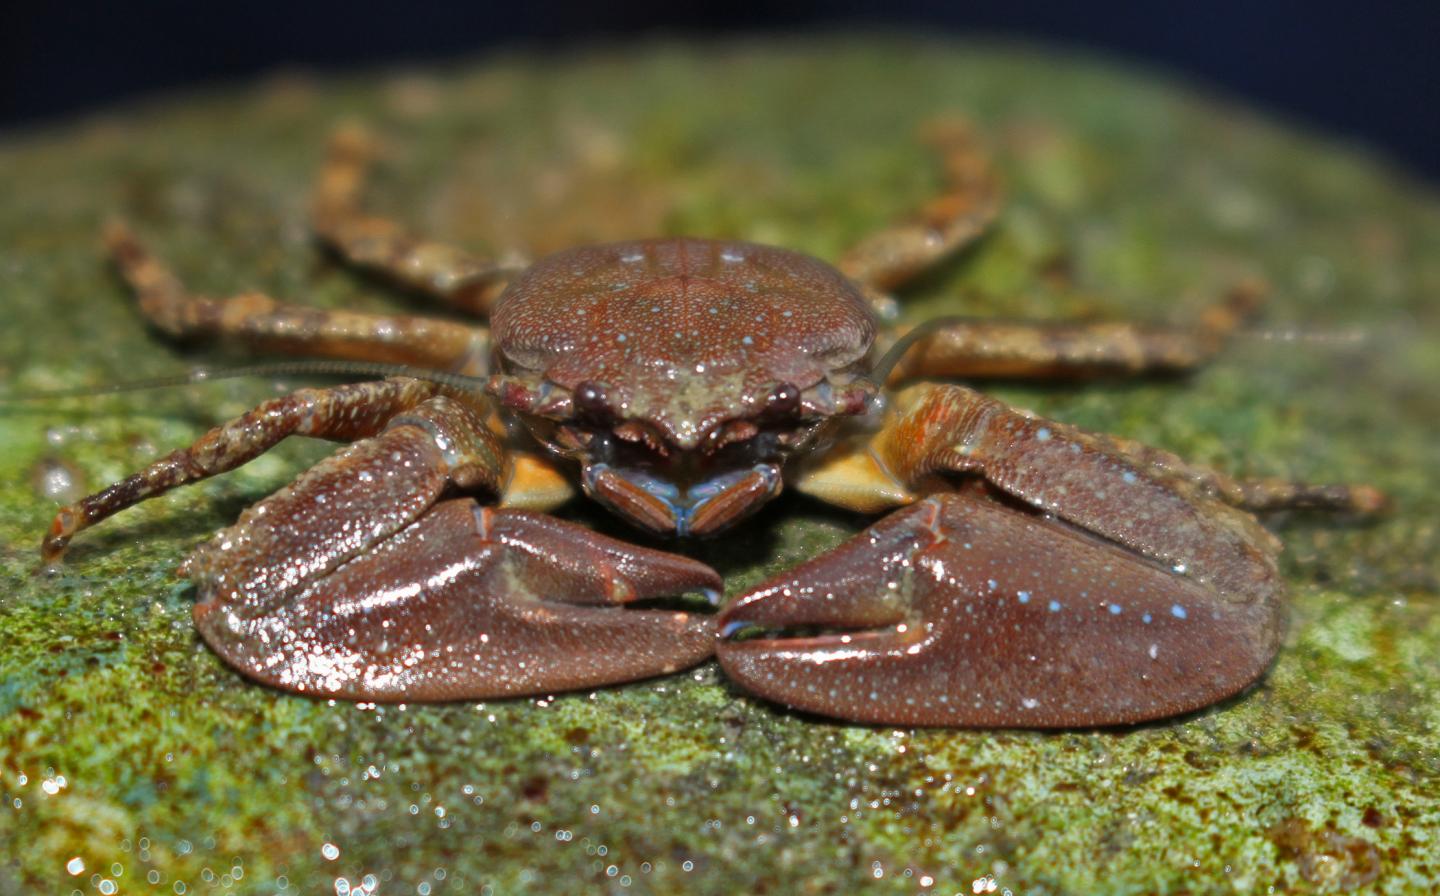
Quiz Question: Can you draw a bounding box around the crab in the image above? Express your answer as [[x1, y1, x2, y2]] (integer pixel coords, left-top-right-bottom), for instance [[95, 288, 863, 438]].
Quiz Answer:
[[40, 123, 1385, 727]]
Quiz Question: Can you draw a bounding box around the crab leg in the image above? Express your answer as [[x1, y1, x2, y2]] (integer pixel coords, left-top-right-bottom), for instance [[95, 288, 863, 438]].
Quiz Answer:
[[198, 501, 719, 701], [42, 377, 445, 562], [837, 119, 1002, 294], [311, 125, 524, 316], [884, 281, 1265, 382], [719, 382, 1357, 727], [107, 222, 491, 375], [46, 383, 718, 699], [1076, 427, 1389, 515], [182, 397, 716, 700], [719, 490, 1284, 727]]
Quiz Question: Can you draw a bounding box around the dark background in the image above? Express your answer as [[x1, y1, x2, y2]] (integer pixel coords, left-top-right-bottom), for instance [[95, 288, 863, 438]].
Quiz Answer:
[[2, 1, 1436, 182]]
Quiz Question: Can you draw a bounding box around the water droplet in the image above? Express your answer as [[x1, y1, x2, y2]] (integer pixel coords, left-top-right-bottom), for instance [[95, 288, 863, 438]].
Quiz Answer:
[[32, 457, 82, 502]]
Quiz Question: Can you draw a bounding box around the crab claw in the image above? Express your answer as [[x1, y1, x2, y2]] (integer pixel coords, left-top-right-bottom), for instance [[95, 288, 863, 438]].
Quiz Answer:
[[717, 491, 1282, 727], [195, 501, 720, 701]]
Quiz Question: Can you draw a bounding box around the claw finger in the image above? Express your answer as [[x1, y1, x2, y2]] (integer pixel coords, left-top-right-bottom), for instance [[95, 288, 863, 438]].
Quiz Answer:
[[717, 501, 940, 637], [481, 507, 722, 605]]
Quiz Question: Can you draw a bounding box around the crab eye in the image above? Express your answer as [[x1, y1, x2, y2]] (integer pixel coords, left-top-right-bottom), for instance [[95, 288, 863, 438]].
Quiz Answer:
[[575, 380, 611, 420], [749, 430, 783, 461], [764, 382, 801, 416], [587, 430, 617, 464]]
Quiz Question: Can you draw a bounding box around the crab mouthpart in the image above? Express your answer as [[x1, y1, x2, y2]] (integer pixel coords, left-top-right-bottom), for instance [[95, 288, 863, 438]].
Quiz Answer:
[[583, 462, 782, 537]]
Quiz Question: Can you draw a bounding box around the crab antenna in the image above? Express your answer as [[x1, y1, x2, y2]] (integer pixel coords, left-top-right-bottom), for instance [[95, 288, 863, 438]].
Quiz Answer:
[[0, 360, 489, 403], [866, 315, 977, 386]]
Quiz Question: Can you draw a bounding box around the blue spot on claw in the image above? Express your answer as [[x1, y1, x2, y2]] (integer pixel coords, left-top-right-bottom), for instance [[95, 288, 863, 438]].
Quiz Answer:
[[720, 620, 750, 638]]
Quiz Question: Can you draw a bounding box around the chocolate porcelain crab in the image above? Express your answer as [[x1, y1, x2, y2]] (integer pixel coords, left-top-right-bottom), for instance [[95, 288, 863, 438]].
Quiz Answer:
[[41, 124, 1384, 727]]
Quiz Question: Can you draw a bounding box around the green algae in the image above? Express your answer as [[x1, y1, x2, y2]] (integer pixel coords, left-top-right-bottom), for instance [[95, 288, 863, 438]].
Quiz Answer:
[[1, 37, 1437, 895]]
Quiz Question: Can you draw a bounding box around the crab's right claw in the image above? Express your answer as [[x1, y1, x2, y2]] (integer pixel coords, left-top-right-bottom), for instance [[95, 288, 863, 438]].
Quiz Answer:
[[195, 502, 721, 701], [716, 492, 1282, 728]]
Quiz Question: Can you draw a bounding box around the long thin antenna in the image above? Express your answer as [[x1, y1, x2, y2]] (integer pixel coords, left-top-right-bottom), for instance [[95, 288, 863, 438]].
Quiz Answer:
[[0, 360, 488, 403], [867, 315, 977, 385]]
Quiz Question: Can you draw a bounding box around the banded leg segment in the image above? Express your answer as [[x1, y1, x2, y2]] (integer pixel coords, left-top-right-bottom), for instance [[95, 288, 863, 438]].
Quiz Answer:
[[1080, 429, 1390, 516], [837, 119, 1002, 294], [107, 222, 490, 375], [884, 281, 1265, 382], [311, 126, 523, 316], [41, 377, 448, 561]]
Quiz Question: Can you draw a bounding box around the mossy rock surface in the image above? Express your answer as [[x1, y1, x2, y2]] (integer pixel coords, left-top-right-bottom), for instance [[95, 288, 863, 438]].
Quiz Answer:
[[1, 38, 1437, 895]]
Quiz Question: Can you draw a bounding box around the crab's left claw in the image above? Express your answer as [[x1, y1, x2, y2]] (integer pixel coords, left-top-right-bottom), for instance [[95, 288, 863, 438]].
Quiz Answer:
[[717, 491, 1282, 728]]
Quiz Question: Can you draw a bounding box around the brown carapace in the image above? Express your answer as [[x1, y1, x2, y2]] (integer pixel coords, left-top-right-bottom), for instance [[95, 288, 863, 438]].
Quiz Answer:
[[41, 122, 1386, 727]]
